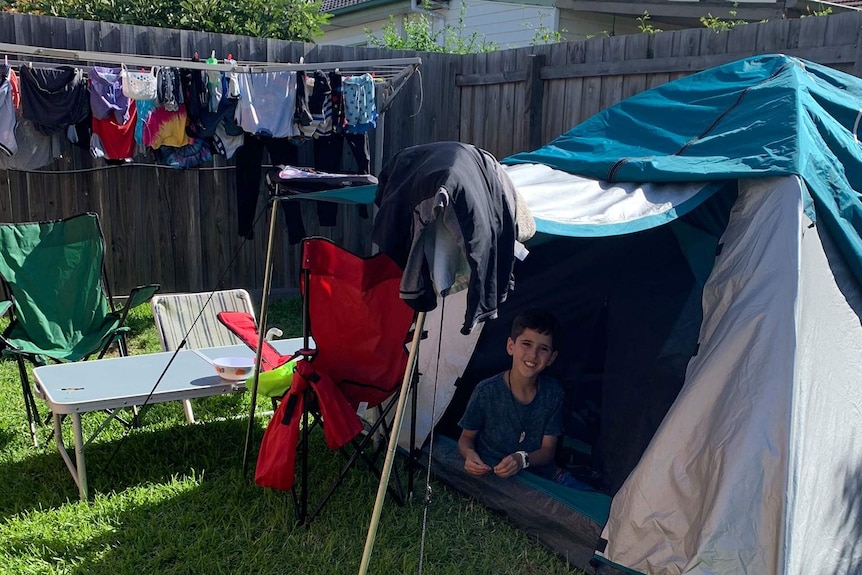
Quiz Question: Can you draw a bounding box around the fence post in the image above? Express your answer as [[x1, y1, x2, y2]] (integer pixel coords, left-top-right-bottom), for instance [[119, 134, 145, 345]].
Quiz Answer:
[[525, 53, 546, 152]]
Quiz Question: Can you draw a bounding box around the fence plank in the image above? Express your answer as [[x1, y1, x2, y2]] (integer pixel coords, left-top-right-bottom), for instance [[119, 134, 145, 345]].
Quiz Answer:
[[543, 42, 569, 144], [621, 33, 649, 101], [562, 40, 586, 135], [646, 31, 674, 89], [580, 37, 604, 121]]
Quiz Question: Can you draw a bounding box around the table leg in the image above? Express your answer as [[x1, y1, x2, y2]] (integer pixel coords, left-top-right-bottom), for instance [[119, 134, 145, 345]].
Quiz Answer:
[[71, 414, 88, 500], [53, 413, 88, 501]]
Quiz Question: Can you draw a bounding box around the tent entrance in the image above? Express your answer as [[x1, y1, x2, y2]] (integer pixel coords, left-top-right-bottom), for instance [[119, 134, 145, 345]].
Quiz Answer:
[[436, 181, 737, 495]]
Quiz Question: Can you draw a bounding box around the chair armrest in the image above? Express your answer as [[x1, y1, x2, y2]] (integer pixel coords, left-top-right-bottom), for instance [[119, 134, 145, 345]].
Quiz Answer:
[[126, 284, 161, 310], [115, 284, 161, 328]]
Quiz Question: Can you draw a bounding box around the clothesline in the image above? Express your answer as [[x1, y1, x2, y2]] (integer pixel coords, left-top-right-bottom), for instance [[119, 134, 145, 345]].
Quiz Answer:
[[0, 42, 421, 79]]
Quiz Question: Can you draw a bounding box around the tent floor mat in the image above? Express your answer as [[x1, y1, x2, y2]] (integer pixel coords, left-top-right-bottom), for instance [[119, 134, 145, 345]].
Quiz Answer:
[[424, 435, 611, 570]]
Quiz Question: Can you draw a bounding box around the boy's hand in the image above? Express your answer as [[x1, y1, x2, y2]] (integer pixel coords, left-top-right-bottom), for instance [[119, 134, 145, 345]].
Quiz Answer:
[[493, 454, 523, 478], [464, 453, 492, 476]]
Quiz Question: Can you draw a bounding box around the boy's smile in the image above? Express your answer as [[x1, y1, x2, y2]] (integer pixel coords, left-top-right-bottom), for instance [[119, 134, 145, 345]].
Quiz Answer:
[[507, 327, 558, 383]]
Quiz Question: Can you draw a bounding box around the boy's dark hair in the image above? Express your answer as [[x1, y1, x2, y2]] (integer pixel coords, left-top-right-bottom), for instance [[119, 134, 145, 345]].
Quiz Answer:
[[510, 309, 562, 350]]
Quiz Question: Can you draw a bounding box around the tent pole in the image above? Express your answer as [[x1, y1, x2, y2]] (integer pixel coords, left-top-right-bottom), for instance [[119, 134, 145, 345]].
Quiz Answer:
[[241, 197, 282, 478], [358, 310, 426, 575]]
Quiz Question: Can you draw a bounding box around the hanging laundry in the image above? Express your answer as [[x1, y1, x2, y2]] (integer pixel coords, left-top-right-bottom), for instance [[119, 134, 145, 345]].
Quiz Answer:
[[19, 65, 89, 135], [157, 67, 183, 112], [294, 70, 316, 139], [143, 104, 190, 149], [234, 134, 298, 240], [187, 86, 239, 139], [235, 71, 299, 138], [5, 67, 19, 110], [309, 70, 332, 137], [154, 138, 213, 169], [91, 100, 137, 161], [180, 64, 208, 124], [0, 66, 18, 156], [213, 122, 243, 159], [89, 66, 131, 124], [329, 70, 346, 134], [225, 55, 240, 99], [310, 70, 371, 222], [343, 73, 377, 134], [0, 109, 59, 170], [134, 98, 157, 145]]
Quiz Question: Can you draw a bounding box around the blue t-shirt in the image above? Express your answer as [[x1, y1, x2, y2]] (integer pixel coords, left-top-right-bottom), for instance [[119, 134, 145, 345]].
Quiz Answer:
[[458, 372, 563, 478]]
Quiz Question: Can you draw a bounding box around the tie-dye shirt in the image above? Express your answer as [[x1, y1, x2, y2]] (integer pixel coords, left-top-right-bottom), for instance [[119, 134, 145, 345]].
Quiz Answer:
[[143, 103, 189, 149]]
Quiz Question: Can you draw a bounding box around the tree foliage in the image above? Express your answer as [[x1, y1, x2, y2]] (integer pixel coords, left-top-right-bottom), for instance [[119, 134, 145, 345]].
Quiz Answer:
[[365, 1, 496, 54], [8, 0, 330, 42]]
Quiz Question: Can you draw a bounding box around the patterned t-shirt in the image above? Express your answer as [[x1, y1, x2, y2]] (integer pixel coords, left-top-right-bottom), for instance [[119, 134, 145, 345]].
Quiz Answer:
[[459, 372, 563, 478]]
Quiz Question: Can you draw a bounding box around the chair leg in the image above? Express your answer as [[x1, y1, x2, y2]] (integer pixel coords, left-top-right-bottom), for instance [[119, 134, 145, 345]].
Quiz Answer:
[[16, 355, 40, 447]]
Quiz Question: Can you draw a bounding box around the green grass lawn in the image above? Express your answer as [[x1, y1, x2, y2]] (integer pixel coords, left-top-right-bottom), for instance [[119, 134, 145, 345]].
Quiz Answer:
[[0, 299, 583, 575]]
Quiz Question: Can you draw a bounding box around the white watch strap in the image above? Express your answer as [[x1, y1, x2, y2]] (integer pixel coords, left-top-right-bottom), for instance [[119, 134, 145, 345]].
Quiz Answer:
[[517, 450, 529, 469]]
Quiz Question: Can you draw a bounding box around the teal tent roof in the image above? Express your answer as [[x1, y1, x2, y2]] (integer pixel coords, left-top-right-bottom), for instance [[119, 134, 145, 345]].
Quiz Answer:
[[504, 54, 862, 287]]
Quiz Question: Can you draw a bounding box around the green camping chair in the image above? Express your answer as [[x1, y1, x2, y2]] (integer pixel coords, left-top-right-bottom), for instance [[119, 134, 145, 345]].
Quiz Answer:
[[0, 213, 160, 445]]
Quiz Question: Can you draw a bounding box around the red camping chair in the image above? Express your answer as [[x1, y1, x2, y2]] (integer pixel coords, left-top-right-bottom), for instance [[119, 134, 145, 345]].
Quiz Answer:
[[219, 237, 416, 524]]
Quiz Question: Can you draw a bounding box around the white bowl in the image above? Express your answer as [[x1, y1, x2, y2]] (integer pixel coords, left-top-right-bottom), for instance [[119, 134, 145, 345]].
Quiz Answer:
[[212, 357, 255, 381]]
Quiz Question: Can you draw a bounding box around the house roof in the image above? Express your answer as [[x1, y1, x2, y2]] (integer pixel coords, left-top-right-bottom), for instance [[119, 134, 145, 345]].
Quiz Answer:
[[321, 0, 366, 11]]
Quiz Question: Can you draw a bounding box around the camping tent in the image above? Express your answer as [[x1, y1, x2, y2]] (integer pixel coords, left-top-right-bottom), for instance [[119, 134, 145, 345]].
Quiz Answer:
[[396, 54, 862, 575]]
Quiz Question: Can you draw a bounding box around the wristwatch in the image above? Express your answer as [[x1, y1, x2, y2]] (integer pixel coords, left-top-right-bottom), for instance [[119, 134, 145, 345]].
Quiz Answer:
[[517, 450, 530, 469]]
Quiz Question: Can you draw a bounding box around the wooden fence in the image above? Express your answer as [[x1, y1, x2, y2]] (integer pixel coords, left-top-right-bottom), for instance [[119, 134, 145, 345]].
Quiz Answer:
[[1, 10, 861, 294]]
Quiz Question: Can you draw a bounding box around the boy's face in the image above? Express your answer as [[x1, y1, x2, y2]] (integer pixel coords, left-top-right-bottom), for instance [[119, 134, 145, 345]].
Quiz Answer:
[[506, 328, 558, 381]]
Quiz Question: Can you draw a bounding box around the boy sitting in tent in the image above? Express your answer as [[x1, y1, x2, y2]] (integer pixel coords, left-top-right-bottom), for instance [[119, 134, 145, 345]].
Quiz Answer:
[[458, 310, 589, 489]]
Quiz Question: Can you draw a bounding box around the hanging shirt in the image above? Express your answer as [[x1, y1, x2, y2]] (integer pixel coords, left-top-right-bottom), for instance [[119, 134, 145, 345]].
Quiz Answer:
[[19, 65, 89, 135], [343, 73, 377, 134], [0, 109, 58, 170], [134, 98, 157, 146], [372, 142, 519, 334], [143, 104, 190, 149], [91, 99, 137, 161], [234, 71, 299, 138], [89, 66, 130, 124]]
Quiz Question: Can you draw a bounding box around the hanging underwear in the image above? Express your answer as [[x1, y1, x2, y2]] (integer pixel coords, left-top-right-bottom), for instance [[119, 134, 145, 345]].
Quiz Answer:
[[19, 65, 89, 135]]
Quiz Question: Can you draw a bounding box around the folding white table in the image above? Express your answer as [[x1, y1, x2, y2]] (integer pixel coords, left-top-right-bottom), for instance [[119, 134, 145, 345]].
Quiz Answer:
[[33, 338, 302, 500]]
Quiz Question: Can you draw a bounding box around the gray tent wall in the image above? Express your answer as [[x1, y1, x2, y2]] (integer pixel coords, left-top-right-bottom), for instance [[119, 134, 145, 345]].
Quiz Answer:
[[601, 176, 862, 575], [402, 175, 862, 575]]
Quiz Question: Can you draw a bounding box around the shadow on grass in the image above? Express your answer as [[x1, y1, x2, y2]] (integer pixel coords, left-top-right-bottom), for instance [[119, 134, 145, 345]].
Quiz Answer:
[[0, 427, 14, 451], [0, 417, 265, 518], [0, 418, 413, 575]]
